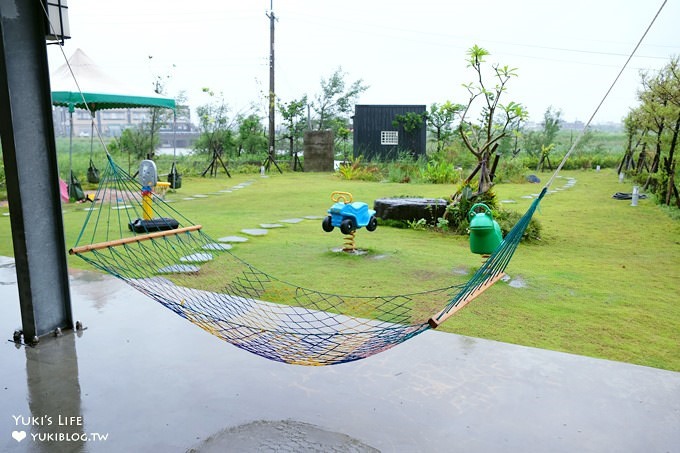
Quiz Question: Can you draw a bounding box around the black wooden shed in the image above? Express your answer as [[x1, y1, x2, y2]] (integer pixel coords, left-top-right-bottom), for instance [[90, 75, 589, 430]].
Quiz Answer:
[[353, 104, 427, 161]]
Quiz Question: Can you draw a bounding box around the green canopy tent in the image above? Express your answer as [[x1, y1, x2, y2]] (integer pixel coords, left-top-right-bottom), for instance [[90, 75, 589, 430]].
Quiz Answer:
[[50, 49, 176, 199]]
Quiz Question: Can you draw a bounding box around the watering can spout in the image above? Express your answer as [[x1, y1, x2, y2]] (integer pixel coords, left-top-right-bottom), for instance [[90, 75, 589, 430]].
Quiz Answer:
[[468, 203, 503, 255]]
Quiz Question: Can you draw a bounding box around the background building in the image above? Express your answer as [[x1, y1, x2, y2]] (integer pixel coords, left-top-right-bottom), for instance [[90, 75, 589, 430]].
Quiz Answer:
[[353, 104, 427, 160]]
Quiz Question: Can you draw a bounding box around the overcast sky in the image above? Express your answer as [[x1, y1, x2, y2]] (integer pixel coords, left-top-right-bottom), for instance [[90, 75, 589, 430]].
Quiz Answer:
[[46, 0, 679, 125]]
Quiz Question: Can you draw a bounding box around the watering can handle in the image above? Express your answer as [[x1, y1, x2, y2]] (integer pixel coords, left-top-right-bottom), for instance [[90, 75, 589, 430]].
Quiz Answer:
[[468, 203, 492, 220]]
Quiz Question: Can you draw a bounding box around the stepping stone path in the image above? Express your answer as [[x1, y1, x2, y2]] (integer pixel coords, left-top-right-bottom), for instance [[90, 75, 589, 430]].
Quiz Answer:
[[158, 175, 580, 280]]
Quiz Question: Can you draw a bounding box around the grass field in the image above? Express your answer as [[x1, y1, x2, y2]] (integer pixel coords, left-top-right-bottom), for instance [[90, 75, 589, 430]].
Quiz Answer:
[[1, 167, 678, 371]]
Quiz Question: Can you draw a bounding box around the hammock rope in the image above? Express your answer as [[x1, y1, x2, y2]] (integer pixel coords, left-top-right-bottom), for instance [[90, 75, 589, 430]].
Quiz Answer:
[[60, 1, 667, 366], [69, 156, 541, 365]]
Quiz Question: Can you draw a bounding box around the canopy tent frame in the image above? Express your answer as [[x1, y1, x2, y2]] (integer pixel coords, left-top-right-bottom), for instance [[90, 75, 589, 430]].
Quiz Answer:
[[50, 49, 176, 199]]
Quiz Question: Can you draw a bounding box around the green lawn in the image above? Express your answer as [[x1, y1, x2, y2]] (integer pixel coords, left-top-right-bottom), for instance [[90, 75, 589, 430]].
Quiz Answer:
[[1, 168, 678, 371]]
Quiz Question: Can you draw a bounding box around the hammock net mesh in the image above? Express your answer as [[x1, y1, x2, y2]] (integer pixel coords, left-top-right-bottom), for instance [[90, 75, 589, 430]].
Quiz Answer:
[[70, 155, 545, 365]]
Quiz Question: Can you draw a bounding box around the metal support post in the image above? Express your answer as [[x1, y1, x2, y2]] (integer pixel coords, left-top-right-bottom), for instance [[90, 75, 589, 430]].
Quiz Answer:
[[0, 1, 73, 342]]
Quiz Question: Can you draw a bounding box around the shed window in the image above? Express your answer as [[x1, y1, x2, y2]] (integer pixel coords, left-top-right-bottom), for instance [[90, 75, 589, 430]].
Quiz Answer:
[[381, 130, 398, 145]]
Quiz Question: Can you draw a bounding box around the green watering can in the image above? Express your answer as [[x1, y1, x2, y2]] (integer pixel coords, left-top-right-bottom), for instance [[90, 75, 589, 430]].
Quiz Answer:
[[468, 203, 503, 255]]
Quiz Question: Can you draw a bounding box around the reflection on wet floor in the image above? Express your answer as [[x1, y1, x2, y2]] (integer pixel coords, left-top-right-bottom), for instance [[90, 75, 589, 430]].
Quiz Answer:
[[1, 257, 679, 452]]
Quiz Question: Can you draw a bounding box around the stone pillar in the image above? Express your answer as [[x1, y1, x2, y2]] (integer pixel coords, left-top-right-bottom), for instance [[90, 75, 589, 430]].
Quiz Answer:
[[303, 130, 334, 172]]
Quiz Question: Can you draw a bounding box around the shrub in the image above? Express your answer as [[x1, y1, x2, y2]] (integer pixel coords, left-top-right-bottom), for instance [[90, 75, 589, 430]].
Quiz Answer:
[[419, 160, 462, 184], [495, 157, 527, 184], [493, 208, 543, 242], [337, 156, 382, 181], [443, 184, 498, 234], [384, 160, 420, 183]]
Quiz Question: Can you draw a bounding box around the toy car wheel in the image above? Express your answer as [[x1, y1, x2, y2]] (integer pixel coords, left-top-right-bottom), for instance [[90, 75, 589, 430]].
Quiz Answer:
[[340, 218, 355, 235], [322, 216, 334, 232], [366, 215, 378, 232]]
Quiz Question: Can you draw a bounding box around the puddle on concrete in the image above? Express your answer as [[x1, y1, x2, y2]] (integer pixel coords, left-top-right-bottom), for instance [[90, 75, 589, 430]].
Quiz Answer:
[[188, 420, 379, 453]]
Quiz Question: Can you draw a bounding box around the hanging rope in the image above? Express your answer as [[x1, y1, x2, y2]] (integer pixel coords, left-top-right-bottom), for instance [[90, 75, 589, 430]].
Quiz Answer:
[[544, 0, 669, 190], [49, 1, 669, 365], [68, 156, 540, 365]]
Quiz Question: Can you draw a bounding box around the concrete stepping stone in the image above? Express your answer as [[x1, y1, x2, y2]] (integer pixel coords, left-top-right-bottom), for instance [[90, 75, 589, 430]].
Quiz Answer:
[[500, 200, 516, 204], [183, 197, 196, 201], [520, 195, 534, 199], [217, 236, 249, 243], [180, 252, 213, 263], [202, 243, 232, 251], [241, 228, 269, 236], [260, 223, 284, 229], [157, 264, 200, 274], [112, 205, 134, 210], [304, 215, 323, 220], [280, 218, 304, 224], [193, 194, 209, 198]]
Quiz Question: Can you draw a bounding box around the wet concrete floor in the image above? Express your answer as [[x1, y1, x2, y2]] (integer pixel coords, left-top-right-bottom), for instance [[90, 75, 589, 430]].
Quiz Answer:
[[1, 256, 679, 452]]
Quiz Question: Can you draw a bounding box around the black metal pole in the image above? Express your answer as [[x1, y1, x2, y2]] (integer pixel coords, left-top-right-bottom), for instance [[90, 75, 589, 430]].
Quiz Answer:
[[0, 1, 73, 342]]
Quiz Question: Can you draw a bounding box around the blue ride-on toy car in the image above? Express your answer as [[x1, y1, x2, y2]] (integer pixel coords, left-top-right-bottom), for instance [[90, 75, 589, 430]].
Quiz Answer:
[[322, 191, 378, 235]]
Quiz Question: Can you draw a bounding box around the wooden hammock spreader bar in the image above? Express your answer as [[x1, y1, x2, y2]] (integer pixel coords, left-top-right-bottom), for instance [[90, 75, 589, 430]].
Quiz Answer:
[[69, 225, 203, 255], [428, 271, 506, 328]]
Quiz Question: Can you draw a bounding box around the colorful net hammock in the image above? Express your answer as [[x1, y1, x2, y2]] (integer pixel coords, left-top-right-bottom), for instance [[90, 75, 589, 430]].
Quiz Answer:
[[70, 155, 545, 365]]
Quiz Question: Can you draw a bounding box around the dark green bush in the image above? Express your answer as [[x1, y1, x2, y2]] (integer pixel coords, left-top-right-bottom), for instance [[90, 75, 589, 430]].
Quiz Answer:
[[443, 184, 498, 234], [494, 208, 543, 242]]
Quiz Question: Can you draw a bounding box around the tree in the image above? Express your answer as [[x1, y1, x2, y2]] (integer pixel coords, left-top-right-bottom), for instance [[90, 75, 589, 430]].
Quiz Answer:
[[194, 88, 235, 177], [114, 126, 155, 173], [522, 106, 562, 169], [146, 57, 176, 159], [336, 126, 352, 161], [457, 45, 527, 194], [392, 111, 427, 155], [278, 95, 308, 160], [634, 56, 680, 206], [618, 107, 648, 174], [235, 113, 267, 156], [427, 101, 464, 152], [195, 88, 233, 156], [312, 67, 368, 132]]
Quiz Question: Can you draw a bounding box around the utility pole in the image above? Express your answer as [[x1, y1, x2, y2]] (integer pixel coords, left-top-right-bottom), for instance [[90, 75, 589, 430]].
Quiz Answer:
[[263, 0, 282, 173]]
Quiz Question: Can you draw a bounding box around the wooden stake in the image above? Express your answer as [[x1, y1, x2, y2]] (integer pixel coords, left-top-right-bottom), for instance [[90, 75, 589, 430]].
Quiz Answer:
[[69, 225, 202, 255], [428, 272, 505, 328]]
